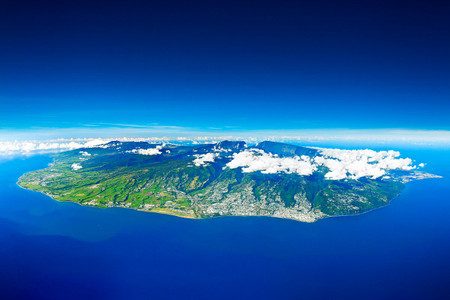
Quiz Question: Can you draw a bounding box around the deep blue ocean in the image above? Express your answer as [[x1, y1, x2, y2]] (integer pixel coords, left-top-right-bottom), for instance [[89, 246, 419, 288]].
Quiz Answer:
[[1, 148, 450, 299]]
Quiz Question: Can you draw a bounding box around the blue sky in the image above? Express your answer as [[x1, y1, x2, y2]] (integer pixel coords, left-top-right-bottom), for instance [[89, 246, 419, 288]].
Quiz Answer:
[[1, 0, 449, 140]]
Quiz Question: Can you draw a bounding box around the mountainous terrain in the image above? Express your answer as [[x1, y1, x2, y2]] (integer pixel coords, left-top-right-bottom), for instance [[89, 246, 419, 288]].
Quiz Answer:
[[18, 141, 438, 222]]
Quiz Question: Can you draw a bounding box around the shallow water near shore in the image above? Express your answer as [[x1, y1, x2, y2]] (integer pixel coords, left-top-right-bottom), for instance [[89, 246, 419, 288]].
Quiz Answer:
[[1, 148, 450, 299]]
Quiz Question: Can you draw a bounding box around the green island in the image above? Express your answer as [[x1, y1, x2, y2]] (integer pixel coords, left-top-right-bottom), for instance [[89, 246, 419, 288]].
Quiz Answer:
[[18, 141, 439, 222]]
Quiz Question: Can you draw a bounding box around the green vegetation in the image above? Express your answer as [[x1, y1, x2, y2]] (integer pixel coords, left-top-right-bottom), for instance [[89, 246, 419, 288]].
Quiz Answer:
[[18, 141, 405, 222]]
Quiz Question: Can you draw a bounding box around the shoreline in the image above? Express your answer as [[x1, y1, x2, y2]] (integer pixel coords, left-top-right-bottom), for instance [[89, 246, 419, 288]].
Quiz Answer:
[[16, 180, 322, 223], [17, 181, 199, 220], [16, 172, 443, 224]]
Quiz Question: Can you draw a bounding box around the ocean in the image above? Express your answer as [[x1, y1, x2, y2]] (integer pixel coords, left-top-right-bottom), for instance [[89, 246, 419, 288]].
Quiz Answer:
[[1, 148, 449, 299]]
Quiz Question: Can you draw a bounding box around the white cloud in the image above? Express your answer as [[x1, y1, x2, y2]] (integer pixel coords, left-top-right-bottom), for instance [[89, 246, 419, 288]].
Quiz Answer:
[[3, 127, 450, 156], [84, 139, 110, 148], [126, 144, 163, 156], [226, 149, 316, 175], [0, 136, 425, 181], [71, 163, 82, 170], [315, 148, 415, 180], [226, 148, 419, 180], [0, 139, 110, 154], [79, 151, 91, 156], [0, 138, 183, 155], [0, 138, 165, 155], [2, 127, 450, 146], [193, 153, 219, 166]]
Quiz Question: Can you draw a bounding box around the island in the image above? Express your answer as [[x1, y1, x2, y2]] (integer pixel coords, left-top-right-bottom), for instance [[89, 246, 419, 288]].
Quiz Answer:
[[18, 141, 441, 222]]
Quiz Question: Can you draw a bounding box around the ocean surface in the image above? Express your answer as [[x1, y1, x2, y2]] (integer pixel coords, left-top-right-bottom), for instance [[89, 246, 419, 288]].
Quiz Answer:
[[1, 148, 450, 299]]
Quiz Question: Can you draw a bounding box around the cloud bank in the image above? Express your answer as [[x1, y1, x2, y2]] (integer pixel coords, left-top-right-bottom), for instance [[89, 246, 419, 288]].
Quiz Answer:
[[315, 148, 414, 180], [0, 136, 425, 181], [226, 150, 316, 175], [2, 128, 450, 147], [2, 126, 450, 156], [226, 148, 419, 180], [0, 138, 171, 155], [0, 139, 109, 154]]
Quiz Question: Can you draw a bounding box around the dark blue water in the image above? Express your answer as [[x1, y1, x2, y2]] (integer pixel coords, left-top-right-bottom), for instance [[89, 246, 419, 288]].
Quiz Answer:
[[1, 148, 450, 299]]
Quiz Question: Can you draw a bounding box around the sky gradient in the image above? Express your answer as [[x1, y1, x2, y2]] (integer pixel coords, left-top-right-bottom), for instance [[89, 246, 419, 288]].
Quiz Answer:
[[1, 0, 449, 138]]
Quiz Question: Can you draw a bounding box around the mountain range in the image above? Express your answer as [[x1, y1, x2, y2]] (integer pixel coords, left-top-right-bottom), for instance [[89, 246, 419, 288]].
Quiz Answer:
[[18, 141, 438, 222]]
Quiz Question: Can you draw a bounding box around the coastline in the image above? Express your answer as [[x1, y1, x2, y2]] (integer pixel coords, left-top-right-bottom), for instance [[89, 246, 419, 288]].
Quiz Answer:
[[17, 180, 199, 220], [16, 170, 443, 224]]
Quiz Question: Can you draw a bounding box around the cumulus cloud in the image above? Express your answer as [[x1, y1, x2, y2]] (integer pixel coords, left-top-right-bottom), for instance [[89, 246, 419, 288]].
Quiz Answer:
[[226, 148, 419, 180], [193, 153, 219, 166], [315, 148, 415, 180], [0, 136, 424, 181], [71, 163, 82, 170], [226, 149, 316, 175], [126, 144, 163, 156]]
